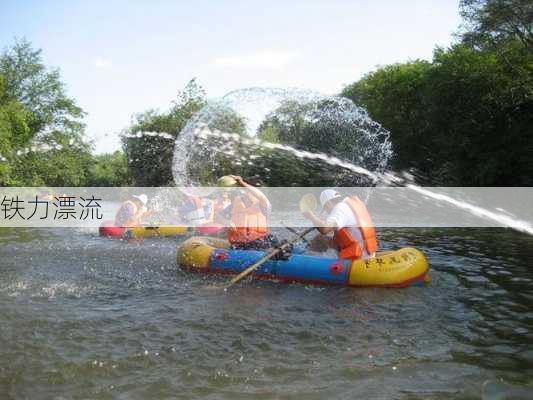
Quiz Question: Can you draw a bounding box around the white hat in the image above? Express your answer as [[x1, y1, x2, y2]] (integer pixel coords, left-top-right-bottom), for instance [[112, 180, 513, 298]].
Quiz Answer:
[[319, 189, 341, 210], [132, 194, 148, 205]]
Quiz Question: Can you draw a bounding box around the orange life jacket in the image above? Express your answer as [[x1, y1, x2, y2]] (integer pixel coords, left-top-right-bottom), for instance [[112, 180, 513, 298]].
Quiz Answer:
[[228, 196, 268, 244], [115, 200, 141, 227], [333, 196, 378, 260]]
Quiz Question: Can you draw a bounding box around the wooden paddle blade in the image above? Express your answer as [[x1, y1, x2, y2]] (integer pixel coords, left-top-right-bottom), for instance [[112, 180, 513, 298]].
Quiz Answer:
[[222, 227, 315, 290]]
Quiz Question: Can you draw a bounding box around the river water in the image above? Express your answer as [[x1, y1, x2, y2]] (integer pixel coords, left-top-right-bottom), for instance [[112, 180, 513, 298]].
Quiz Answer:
[[1, 227, 532, 399]]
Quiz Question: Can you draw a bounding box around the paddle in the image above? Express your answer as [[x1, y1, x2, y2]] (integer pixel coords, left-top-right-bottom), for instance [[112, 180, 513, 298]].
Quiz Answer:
[[220, 227, 315, 290], [283, 193, 318, 245], [218, 193, 318, 290], [284, 225, 310, 244]]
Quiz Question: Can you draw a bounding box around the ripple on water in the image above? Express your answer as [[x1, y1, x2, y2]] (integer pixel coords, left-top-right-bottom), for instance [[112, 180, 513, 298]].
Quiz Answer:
[[1, 227, 533, 399]]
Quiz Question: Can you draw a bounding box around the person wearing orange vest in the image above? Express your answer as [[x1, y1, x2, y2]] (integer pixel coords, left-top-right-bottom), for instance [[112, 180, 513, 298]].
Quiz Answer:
[[226, 175, 276, 250], [303, 189, 378, 260], [115, 194, 149, 227]]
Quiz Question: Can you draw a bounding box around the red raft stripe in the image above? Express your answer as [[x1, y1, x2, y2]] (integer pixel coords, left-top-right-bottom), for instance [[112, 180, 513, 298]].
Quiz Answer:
[[99, 224, 126, 237]]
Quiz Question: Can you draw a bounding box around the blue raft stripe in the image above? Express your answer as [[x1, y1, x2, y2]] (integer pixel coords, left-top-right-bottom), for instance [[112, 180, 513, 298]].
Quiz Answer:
[[210, 248, 351, 284]]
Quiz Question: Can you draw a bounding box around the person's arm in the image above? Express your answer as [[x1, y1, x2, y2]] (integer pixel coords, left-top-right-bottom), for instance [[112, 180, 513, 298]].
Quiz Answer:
[[230, 175, 271, 211], [303, 211, 336, 235]]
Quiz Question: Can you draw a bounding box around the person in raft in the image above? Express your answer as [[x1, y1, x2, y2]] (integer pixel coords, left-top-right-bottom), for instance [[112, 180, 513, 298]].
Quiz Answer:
[[303, 189, 378, 260], [180, 195, 213, 226], [213, 191, 232, 224], [222, 175, 276, 250], [115, 194, 150, 227]]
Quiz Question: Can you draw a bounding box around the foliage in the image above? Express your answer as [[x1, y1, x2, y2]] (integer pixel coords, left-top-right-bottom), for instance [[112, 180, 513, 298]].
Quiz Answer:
[[3, 2, 532, 189], [459, 0, 533, 87], [123, 79, 249, 186], [342, 41, 533, 185], [342, 61, 436, 174], [183, 103, 248, 184], [0, 73, 32, 184], [255, 98, 389, 185], [0, 38, 85, 137], [459, 0, 533, 53], [122, 79, 206, 186], [87, 151, 131, 187], [8, 130, 93, 186], [341, 0, 533, 185], [0, 39, 99, 186]]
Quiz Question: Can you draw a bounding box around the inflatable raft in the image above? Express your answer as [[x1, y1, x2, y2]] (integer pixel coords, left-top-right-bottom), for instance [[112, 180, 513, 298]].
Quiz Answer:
[[99, 222, 225, 239], [177, 237, 430, 288]]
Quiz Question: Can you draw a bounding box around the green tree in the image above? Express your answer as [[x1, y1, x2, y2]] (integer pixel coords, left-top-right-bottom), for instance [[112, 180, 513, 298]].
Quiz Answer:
[[459, 0, 533, 87], [342, 43, 533, 185], [87, 151, 131, 187], [10, 130, 93, 186], [0, 38, 85, 137], [0, 73, 32, 185], [430, 43, 532, 185], [460, 0, 533, 53], [175, 101, 249, 185], [123, 79, 249, 186], [122, 79, 206, 186], [341, 0, 533, 186], [256, 98, 390, 185], [342, 61, 435, 173], [0, 39, 94, 186]]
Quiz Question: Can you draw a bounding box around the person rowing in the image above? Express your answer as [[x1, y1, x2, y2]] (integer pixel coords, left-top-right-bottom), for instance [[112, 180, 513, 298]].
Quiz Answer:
[[218, 175, 278, 250], [302, 189, 378, 260]]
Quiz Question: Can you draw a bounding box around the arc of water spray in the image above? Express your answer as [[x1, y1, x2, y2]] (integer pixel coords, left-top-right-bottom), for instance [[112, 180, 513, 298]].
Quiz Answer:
[[196, 126, 533, 234], [193, 125, 380, 183], [406, 185, 533, 235], [131, 125, 533, 236]]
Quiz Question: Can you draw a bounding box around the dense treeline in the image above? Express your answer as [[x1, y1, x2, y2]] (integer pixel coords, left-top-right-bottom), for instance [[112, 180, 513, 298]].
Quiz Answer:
[[342, 0, 533, 185]]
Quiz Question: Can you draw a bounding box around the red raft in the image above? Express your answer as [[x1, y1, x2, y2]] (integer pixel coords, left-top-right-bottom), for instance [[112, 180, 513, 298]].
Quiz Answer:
[[99, 221, 225, 239]]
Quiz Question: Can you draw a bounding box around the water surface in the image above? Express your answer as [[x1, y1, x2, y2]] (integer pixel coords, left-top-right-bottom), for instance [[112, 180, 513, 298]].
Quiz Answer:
[[1, 228, 532, 399]]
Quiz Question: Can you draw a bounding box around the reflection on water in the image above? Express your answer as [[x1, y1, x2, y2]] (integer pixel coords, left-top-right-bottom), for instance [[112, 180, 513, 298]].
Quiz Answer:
[[1, 227, 532, 399]]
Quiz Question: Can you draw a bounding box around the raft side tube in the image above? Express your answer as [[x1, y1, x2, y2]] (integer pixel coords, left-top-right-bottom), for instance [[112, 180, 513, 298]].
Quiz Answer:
[[177, 237, 430, 288], [99, 223, 226, 239]]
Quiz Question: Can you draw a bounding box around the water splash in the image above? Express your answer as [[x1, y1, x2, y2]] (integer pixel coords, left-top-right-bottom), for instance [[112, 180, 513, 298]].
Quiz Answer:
[[172, 87, 392, 186], [218, 87, 324, 135], [123, 87, 533, 235], [183, 124, 380, 182], [170, 124, 533, 235], [0, 140, 83, 164], [405, 185, 533, 235]]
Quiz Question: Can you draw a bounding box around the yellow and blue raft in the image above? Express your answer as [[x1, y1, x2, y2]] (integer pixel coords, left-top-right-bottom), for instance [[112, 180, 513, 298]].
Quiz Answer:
[[177, 237, 430, 288]]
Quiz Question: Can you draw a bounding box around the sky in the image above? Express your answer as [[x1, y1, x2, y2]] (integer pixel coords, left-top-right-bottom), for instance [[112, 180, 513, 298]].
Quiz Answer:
[[1, 0, 461, 154]]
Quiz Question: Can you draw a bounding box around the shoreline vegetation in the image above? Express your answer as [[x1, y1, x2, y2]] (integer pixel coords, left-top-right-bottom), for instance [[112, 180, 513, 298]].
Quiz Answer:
[[1, 0, 531, 187]]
